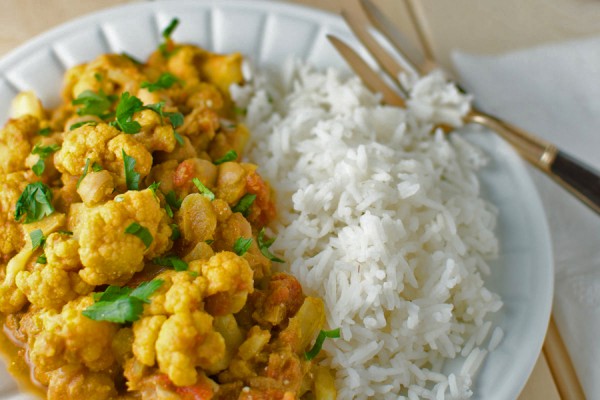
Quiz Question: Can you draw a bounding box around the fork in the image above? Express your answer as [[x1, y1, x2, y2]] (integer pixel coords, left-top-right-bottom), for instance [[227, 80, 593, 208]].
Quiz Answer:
[[328, 0, 600, 216]]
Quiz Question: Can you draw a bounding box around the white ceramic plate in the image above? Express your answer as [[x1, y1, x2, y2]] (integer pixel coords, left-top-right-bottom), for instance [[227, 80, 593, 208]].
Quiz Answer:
[[0, 1, 553, 399]]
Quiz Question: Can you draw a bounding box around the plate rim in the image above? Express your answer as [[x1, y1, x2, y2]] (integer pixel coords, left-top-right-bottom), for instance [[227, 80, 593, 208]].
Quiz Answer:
[[0, 1, 554, 399]]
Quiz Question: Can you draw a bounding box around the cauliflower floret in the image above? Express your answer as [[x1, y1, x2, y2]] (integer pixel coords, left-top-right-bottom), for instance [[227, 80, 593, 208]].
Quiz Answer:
[[132, 315, 166, 367], [156, 310, 226, 386], [28, 296, 118, 374], [0, 214, 66, 313], [0, 171, 30, 260], [77, 189, 172, 285], [55, 123, 152, 189], [193, 251, 254, 316], [131, 109, 177, 153], [45, 232, 81, 270], [0, 115, 39, 173], [16, 263, 92, 310]]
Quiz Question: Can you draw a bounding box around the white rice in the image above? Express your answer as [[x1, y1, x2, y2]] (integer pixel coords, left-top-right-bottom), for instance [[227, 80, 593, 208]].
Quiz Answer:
[[232, 60, 503, 399]]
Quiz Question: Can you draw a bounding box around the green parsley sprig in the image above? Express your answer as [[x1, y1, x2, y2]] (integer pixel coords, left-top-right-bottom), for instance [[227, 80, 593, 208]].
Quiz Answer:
[[14, 182, 54, 224], [82, 280, 164, 324], [31, 143, 60, 176], [159, 18, 180, 57], [72, 89, 116, 119], [141, 72, 181, 92], [122, 150, 140, 190], [233, 237, 252, 256]]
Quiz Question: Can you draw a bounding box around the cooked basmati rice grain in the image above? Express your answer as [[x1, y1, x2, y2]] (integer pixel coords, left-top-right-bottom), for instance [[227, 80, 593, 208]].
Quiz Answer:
[[235, 61, 502, 400], [488, 326, 505, 352]]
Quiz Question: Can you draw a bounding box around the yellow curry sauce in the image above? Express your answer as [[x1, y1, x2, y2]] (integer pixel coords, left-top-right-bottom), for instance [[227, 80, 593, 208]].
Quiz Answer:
[[0, 19, 336, 400]]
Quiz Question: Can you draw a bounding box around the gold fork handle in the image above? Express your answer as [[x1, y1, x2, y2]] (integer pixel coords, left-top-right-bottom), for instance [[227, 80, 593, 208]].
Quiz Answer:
[[466, 109, 600, 215]]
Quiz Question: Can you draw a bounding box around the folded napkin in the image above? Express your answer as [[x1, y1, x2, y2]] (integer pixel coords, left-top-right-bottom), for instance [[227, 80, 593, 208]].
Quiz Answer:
[[453, 36, 600, 398]]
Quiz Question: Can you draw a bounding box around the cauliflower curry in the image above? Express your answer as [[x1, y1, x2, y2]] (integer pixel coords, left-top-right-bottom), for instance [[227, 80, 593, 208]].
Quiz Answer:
[[0, 19, 336, 400]]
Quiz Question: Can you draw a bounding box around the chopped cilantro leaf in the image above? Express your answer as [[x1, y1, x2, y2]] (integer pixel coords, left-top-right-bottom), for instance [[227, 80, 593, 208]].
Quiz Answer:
[[130, 280, 164, 303], [114, 92, 144, 134], [305, 328, 341, 361], [94, 72, 103, 82], [72, 89, 115, 118], [36, 254, 47, 264], [76, 158, 91, 189], [57, 230, 73, 236], [14, 182, 54, 224], [148, 181, 161, 198], [92, 162, 103, 172], [32, 159, 45, 176], [174, 131, 184, 145], [122, 150, 140, 190], [233, 237, 252, 256], [124, 222, 153, 249], [70, 120, 98, 130], [167, 112, 184, 128], [165, 190, 182, 209], [38, 127, 52, 136], [257, 228, 284, 263], [232, 193, 256, 217], [30, 229, 45, 250], [32, 143, 60, 159], [170, 224, 180, 240], [141, 73, 180, 92], [153, 255, 188, 271], [234, 106, 247, 116], [31, 143, 60, 176], [82, 279, 163, 324], [192, 178, 215, 201], [159, 18, 180, 58], [213, 150, 238, 165]]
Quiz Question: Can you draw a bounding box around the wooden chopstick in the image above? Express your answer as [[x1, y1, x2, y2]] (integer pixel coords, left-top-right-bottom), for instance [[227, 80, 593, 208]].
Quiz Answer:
[[543, 315, 586, 399]]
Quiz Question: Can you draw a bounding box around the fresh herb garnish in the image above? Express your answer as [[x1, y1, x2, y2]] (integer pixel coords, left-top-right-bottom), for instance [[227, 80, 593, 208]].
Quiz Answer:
[[174, 131, 184, 145], [257, 228, 284, 263], [76, 158, 91, 189], [233, 237, 252, 256], [234, 106, 247, 116], [92, 162, 103, 172], [31, 144, 60, 176], [38, 127, 52, 136], [148, 181, 161, 199], [122, 150, 140, 190], [153, 255, 188, 271], [232, 193, 256, 217], [144, 101, 184, 130], [57, 230, 73, 236], [30, 229, 45, 250], [69, 120, 98, 130], [82, 279, 164, 324], [94, 72, 103, 82], [36, 254, 47, 264], [213, 150, 237, 165], [159, 18, 179, 57], [164, 190, 182, 218], [141, 73, 181, 92], [114, 92, 144, 134], [305, 328, 341, 361], [14, 182, 54, 224], [192, 178, 215, 201], [72, 89, 115, 118], [170, 223, 180, 240], [124, 222, 153, 249]]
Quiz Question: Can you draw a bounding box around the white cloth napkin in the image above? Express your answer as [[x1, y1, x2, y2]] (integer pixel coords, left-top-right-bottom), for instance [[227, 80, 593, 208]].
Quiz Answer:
[[452, 36, 600, 398]]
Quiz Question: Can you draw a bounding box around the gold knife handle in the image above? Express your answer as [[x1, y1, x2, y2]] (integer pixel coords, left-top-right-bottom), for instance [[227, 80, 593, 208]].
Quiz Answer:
[[466, 109, 600, 215]]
